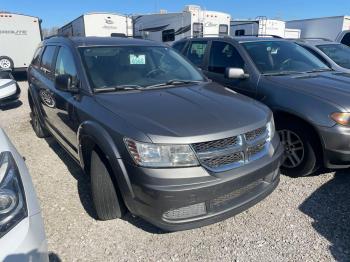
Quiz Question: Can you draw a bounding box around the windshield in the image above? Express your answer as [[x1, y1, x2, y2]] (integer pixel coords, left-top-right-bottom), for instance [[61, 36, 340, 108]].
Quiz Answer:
[[79, 46, 205, 90], [242, 41, 330, 75], [317, 44, 350, 69]]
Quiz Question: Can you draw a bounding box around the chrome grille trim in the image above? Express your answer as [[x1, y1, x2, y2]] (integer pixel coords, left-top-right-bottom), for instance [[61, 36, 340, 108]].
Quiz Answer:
[[192, 125, 270, 172]]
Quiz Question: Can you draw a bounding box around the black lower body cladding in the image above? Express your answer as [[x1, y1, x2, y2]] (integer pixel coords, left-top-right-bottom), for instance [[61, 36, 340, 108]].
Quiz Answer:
[[121, 143, 284, 231]]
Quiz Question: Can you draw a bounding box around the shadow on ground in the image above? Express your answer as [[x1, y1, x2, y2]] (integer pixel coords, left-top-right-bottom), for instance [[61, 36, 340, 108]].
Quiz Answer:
[[299, 170, 350, 261], [4, 251, 60, 262], [44, 137, 165, 234]]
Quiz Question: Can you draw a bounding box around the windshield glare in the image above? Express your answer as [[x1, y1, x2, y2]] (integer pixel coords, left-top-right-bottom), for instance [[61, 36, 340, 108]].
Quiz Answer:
[[317, 44, 350, 69], [242, 41, 330, 75], [79, 46, 205, 90]]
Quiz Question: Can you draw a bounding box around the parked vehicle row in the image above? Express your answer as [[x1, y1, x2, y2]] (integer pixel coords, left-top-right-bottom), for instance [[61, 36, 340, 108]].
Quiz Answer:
[[173, 36, 350, 177]]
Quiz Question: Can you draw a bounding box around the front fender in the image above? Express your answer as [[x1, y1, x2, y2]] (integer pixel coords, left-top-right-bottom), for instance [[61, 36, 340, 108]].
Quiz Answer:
[[77, 121, 136, 210]]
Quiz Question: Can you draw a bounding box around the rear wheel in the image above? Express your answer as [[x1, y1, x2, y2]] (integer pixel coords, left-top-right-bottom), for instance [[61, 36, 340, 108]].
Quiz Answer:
[[30, 104, 50, 138], [0, 56, 13, 70], [277, 120, 320, 177], [90, 150, 126, 220]]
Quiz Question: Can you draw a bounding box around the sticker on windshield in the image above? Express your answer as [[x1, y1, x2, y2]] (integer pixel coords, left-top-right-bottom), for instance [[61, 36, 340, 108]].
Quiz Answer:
[[130, 54, 146, 65]]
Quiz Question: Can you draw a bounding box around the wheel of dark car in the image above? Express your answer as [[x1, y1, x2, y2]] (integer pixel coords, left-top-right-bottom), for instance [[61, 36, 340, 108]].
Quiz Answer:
[[30, 104, 50, 138], [0, 56, 14, 70], [90, 150, 126, 220], [277, 120, 320, 177]]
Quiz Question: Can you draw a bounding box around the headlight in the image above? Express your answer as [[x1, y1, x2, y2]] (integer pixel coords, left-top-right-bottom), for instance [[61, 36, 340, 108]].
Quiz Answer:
[[331, 112, 350, 126], [0, 152, 27, 238], [124, 138, 199, 168], [266, 116, 276, 141]]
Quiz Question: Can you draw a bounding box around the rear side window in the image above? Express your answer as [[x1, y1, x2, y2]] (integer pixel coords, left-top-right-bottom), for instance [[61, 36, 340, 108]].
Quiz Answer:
[[32, 47, 43, 67], [208, 41, 245, 74], [301, 45, 330, 66], [341, 33, 350, 47], [173, 41, 187, 53], [55, 47, 78, 80], [219, 25, 229, 35], [40, 46, 56, 73], [187, 41, 208, 66], [162, 29, 175, 42]]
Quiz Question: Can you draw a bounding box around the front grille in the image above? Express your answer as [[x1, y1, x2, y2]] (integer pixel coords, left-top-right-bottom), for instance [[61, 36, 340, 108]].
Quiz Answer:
[[245, 126, 267, 142], [209, 180, 262, 210], [192, 125, 269, 172], [192, 136, 239, 153], [162, 203, 207, 221], [202, 152, 244, 168]]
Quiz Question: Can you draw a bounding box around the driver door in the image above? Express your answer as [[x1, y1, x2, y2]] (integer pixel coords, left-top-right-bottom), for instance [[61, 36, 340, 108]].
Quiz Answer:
[[204, 41, 256, 98]]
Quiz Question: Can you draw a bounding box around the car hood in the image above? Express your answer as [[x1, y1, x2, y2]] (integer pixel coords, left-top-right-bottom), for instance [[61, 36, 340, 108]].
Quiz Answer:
[[264, 72, 350, 111], [94, 82, 270, 144]]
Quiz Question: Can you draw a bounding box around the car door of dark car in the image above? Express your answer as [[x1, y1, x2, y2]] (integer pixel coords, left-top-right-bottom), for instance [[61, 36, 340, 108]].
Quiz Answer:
[[35, 45, 80, 156], [203, 41, 256, 97]]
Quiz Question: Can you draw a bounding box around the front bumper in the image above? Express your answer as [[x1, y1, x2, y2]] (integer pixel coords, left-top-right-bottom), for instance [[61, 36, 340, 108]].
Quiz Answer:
[[0, 83, 21, 105], [318, 124, 350, 168], [0, 213, 48, 262], [124, 142, 283, 231]]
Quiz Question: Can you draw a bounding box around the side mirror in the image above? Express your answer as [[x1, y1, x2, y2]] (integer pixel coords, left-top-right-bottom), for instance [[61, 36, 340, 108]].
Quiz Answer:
[[55, 74, 79, 93], [225, 68, 249, 80]]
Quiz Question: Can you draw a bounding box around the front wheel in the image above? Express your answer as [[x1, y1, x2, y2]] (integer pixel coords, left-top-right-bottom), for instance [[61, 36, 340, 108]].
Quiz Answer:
[[277, 121, 320, 177], [90, 150, 126, 220]]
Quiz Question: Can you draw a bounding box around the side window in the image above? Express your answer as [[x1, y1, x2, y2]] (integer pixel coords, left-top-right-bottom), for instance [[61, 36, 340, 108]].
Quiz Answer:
[[302, 46, 330, 66], [208, 41, 245, 74], [32, 47, 43, 67], [187, 41, 208, 66], [55, 47, 77, 80], [235, 30, 245, 36], [40, 46, 56, 73], [219, 24, 229, 36], [341, 33, 350, 47], [162, 29, 175, 42], [172, 41, 187, 53], [193, 23, 203, 37]]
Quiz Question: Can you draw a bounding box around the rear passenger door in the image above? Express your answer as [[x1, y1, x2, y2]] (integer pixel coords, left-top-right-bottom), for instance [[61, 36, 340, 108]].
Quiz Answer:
[[204, 41, 255, 97]]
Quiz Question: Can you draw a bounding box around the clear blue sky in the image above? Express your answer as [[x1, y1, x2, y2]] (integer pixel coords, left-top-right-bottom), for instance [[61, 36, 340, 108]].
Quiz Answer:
[[2, 0, 350, 28]]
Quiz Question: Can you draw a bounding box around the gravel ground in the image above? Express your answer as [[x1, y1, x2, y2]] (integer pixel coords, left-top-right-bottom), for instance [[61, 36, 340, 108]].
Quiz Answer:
[[1, 80, 349, 262]]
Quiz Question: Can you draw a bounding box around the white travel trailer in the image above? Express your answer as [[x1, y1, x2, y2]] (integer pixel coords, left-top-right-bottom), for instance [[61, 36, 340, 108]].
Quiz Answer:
[[287, 16, 350, 46], [0, 12, 42, 71], [133, 5, 231, 44], [230, 17, 300, 38], [58, 12, 133, 37]]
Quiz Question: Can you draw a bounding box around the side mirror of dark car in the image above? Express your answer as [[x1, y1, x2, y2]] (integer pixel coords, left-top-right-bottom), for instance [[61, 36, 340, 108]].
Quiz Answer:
[[55, 74, 79, 93], [225, 68, 249, 80]]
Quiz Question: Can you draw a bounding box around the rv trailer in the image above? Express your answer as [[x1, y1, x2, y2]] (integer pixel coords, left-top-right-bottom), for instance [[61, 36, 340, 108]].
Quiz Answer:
[[0, 12, 42, 71], [230, 17, 300, 38], [287, 16, 350, 46], [133, 5, 231, 44], [58, 12, 133, 37]]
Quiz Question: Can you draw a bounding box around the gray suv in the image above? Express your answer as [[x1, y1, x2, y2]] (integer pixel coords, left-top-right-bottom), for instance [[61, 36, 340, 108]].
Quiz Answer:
[[174, 36, 350, 177], [27, 36, 282, 231]]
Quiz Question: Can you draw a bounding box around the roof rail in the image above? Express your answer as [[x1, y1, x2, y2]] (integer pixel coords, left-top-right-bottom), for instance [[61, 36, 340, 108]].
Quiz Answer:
[[183, 34, 232, 39], [235, 34, 283, 39], [298, 37, 332, 41]]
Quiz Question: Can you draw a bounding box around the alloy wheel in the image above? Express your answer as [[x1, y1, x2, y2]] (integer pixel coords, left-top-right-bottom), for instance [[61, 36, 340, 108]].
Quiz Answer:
[[0, 58, 11, 69], [278, 129, 305, 168]]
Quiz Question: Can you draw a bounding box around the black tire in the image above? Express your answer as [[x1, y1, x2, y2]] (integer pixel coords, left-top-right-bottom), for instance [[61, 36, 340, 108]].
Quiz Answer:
[[90, 150, 126, 220], [0, 56, 14, 70], [30, 104, 50, 138], [277, 120, 320, 177]]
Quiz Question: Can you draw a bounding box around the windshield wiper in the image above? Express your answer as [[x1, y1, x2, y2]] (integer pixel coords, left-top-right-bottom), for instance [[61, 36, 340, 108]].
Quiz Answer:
[[94, 85, 143, 93], [263, 71, 303, 76], [145, 80, 203, 89], [305, 68, 333, 73]]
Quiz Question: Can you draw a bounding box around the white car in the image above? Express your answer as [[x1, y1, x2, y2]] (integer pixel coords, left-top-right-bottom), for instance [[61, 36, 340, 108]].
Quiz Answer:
[[0, 128, 48, 261], [0, 69, 20, 106]]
